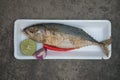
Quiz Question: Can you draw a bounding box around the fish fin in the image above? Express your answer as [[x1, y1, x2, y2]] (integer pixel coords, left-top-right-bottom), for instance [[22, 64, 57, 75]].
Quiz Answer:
[[101, 37, 112, 46], [99, 37, 112, 56]]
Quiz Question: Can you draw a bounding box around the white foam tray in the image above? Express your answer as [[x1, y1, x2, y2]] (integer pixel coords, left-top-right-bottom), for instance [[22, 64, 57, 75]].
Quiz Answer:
[[14, 19, 111, 60]]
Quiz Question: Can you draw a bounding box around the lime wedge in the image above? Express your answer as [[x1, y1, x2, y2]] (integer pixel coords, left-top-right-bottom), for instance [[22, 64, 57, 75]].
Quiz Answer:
[[20, 39, 36, 55]]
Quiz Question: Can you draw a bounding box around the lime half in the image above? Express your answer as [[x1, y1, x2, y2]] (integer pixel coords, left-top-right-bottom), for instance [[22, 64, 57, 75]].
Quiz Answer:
[[20, 39, 36, 55]]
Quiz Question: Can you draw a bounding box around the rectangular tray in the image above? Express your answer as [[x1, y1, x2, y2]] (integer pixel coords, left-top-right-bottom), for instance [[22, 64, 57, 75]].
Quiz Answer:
[[14, 19, 111, 60]]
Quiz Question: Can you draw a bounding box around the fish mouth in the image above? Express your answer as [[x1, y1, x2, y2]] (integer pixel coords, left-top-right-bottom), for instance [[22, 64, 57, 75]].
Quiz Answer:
[[22, 28, 34, 41], [22, 28, 30, 37], [23, 27, 27, 31]]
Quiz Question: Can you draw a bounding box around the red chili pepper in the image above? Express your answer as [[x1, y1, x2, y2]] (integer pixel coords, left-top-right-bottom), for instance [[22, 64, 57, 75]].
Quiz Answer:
[[44, 44, 74, 51]]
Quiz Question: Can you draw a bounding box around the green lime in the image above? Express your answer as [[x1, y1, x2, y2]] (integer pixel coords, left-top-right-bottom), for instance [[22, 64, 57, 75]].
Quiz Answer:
[[20, 39, 36, 55]]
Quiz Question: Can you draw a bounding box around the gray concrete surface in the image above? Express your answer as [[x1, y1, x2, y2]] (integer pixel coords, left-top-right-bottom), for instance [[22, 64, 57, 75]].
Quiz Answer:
[[0, 0, 120, 80]]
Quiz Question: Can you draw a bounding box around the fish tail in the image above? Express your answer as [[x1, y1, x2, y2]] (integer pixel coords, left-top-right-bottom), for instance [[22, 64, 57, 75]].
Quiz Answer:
[[99, 37, 112, 56]]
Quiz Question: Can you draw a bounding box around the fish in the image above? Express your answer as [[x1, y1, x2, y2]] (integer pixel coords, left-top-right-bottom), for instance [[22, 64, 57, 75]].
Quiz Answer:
[[23, 23, 112, 59]]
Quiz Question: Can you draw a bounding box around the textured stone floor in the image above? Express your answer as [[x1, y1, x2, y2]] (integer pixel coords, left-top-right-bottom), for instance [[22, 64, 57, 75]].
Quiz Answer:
[[0, 0, 120, 80]]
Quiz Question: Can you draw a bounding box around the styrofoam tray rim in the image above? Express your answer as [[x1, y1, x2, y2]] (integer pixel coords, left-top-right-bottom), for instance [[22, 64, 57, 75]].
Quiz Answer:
[[14, 19, 111, 60]]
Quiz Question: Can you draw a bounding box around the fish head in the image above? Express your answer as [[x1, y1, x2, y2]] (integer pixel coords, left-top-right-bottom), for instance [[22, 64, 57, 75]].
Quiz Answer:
[[23, 24, 45, 43]]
